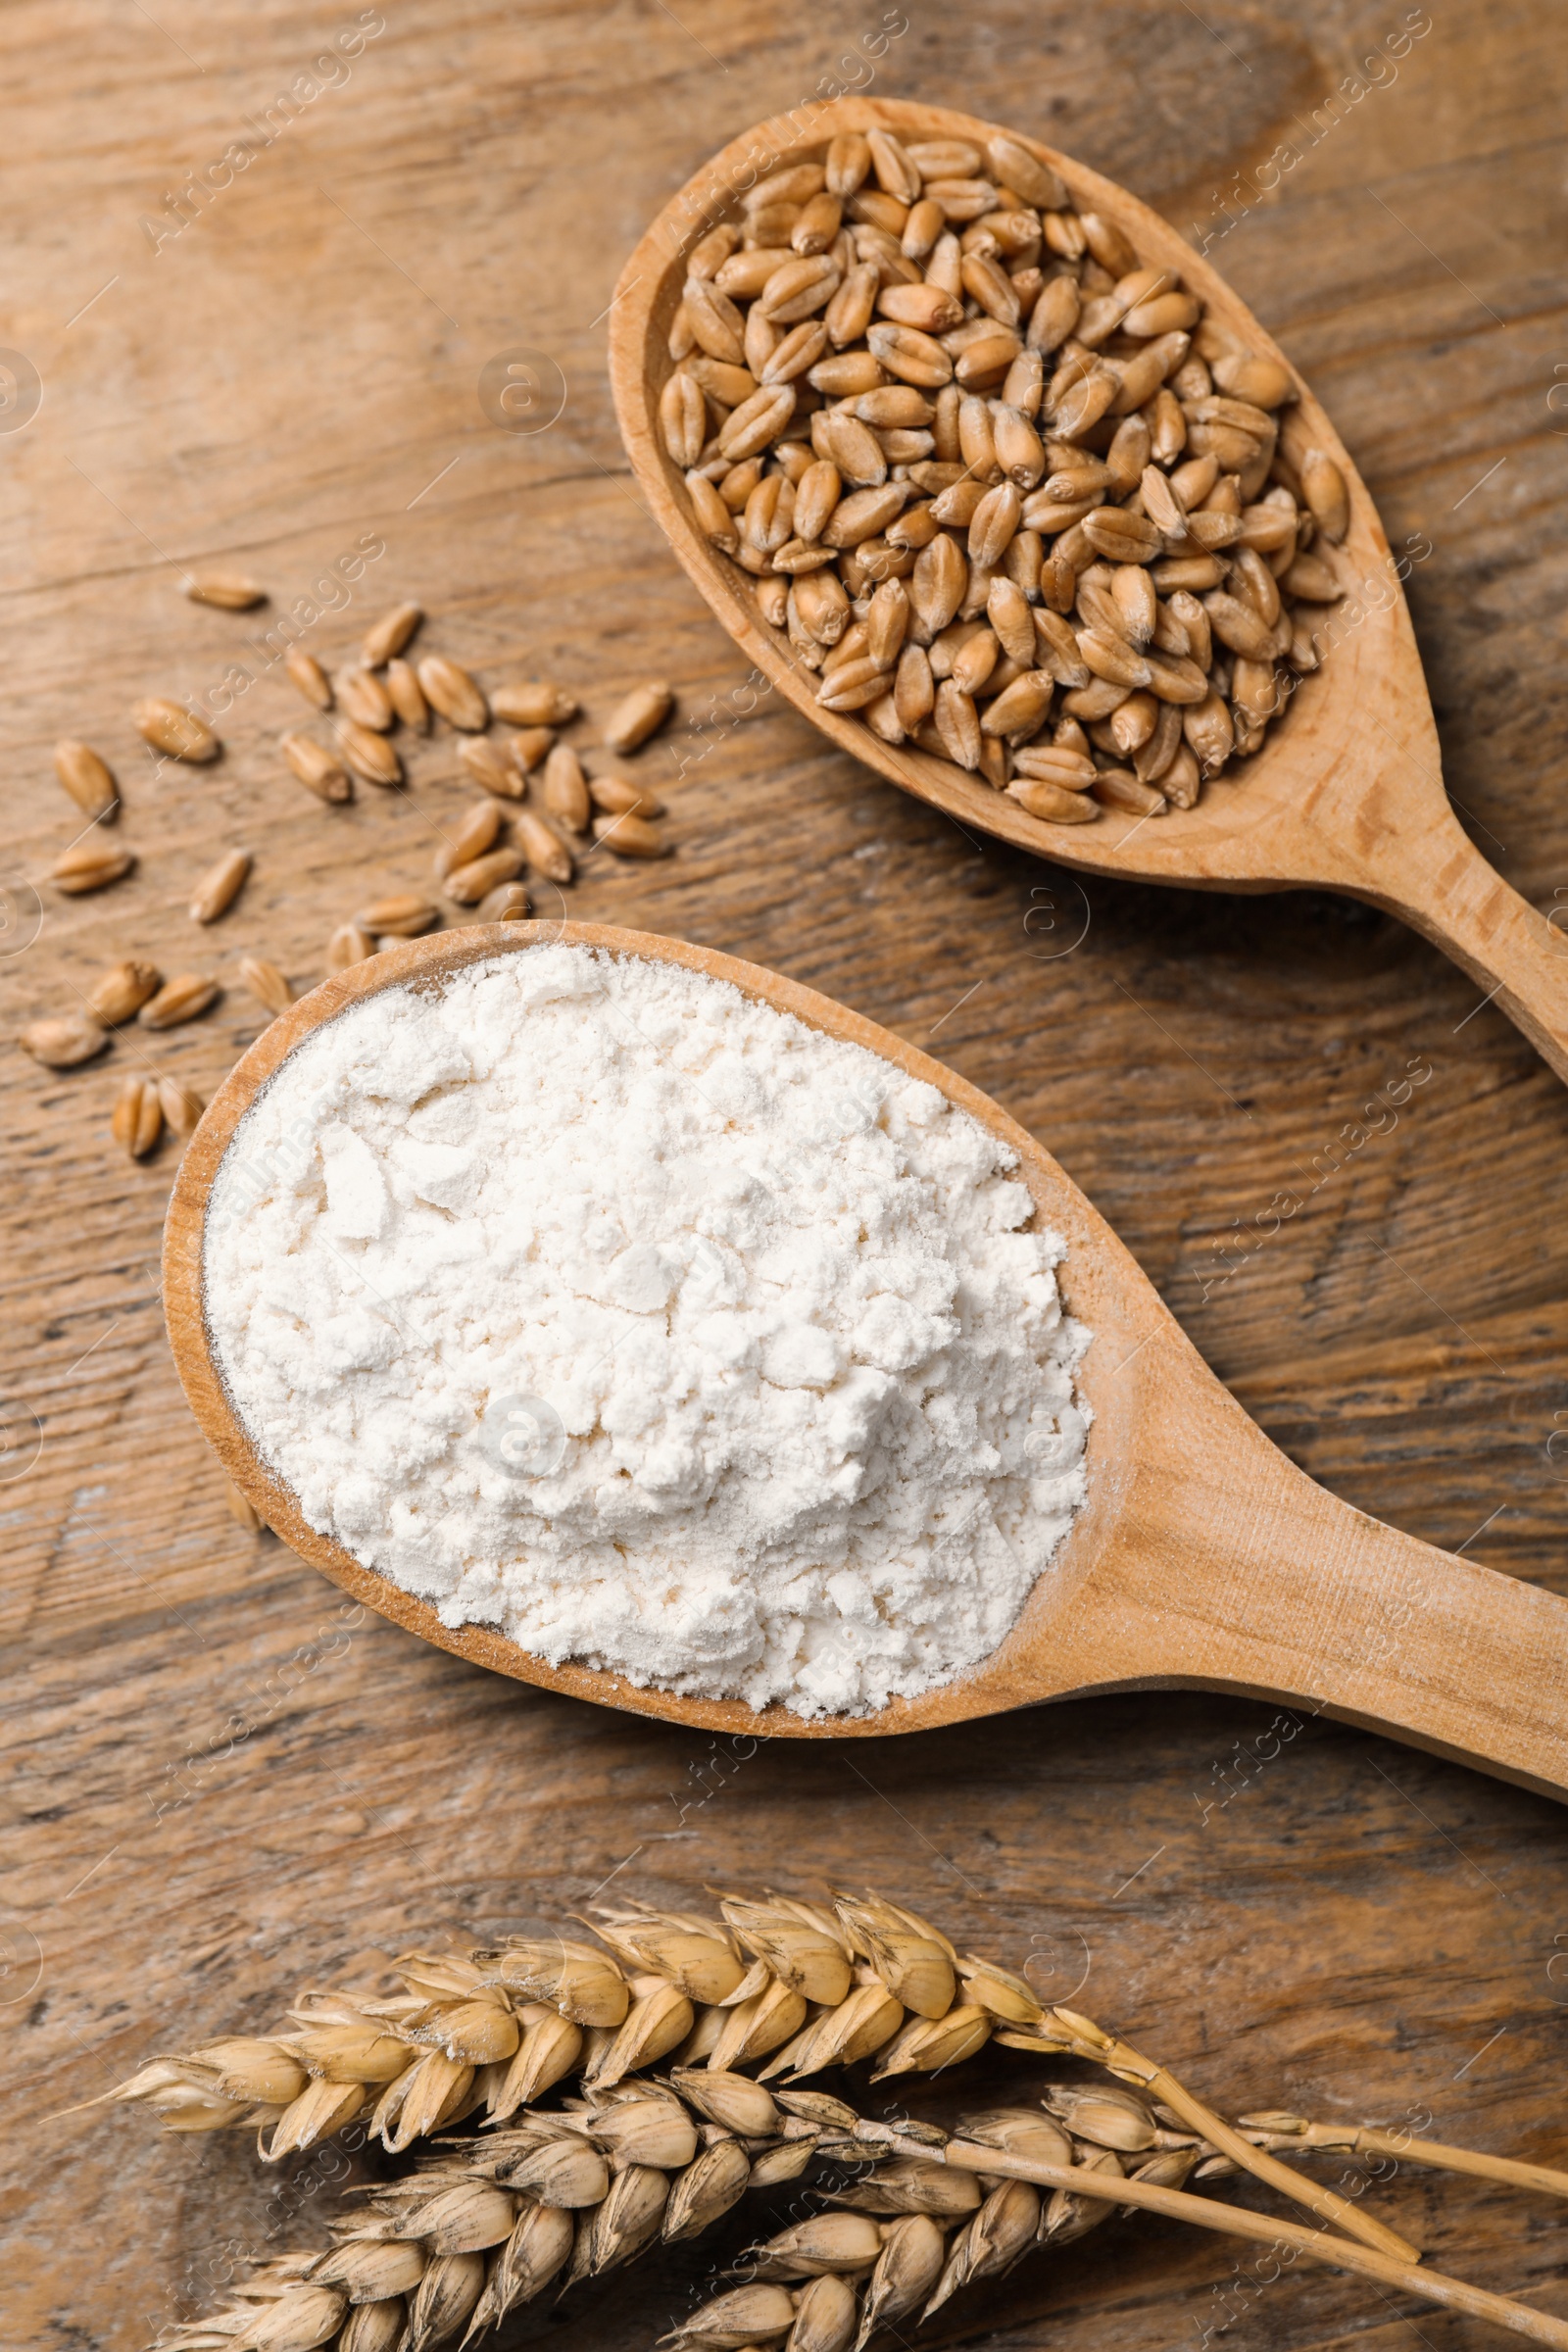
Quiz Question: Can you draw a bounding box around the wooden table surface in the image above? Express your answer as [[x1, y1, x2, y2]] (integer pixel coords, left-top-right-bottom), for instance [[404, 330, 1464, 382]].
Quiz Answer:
[[4, 5, 1567, 2348]]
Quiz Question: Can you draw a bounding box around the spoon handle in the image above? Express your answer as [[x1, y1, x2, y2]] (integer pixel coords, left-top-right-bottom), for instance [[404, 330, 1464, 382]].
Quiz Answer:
[[1083, 1378, 1568, 1799], [1362, 825, 1568, 1083]]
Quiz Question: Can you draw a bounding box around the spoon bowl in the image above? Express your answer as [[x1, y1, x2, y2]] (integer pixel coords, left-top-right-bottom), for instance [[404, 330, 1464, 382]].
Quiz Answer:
[[165, 922, 1568, 1795], [609, 98, 1568, 1083]]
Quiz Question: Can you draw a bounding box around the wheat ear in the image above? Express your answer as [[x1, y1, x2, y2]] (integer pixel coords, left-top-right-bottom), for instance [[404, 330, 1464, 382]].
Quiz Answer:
[[664, 2108, 1568, 2352], [92, 1891, 1034, 2157], [160, 2074, 1568, 2352], [132, 2092, 1380, 2352], [94, 1888, 1543, 2256], [156, 2071, 859, 2352]]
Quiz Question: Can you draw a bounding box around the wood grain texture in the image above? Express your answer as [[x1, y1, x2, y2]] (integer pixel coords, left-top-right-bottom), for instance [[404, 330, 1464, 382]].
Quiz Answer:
[[2, 3, 1567, 2350]]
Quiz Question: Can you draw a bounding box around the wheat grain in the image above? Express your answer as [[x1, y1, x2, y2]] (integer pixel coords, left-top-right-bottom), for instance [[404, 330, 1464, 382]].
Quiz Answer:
[[86, 959, 162, 1025], [282, 732, 353, 804], [184, 573, 266, 610], [51, 841, 136, 894], [541, 744, 591, 832], [472, 881, 531, 923], [38, 598, 686, 1180], [336, 721, 402, 787], [384, 657, 429, 731], [138, 974, 220, 1029], [514, 810, 573, 884], [1092, 766, 1165, 816], [286, 649, 334, 710], [20, 1013, 110, 1068], [433, 801, 504, 878], [354, 895, 438, 938], [132, 698, 220, 761], [327, 923, 377, 971], [602, 681, 673, 753], [188, 849, 251, 924], [361, 603, 423, 666], [112, 1075, 164, 1158], [335, 666, 396, 731], [238, 957, 294, 1016], [492, 682, 579, 728], [507, 724, 555, 773], [53, 739, 119, 821], [591, 811, 669, 858], [456, 737, 523, 799], [660, 134, 1344, 820], [159, 1077, 206, 1138], [588, 772, 663, 818], [445, 849, 526, 906], [416, 657, 488, 732]]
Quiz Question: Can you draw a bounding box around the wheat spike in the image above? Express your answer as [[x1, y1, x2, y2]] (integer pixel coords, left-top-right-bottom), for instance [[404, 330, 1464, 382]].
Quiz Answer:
[[163, 2073, 1568, 2352], [93, 1894, 966, 2159], [666, 2106, 1568, 2352], [92, 1888, 1559, 2254], [156, 2074, 861, 2352], [125, 2097, 1193, 2352]]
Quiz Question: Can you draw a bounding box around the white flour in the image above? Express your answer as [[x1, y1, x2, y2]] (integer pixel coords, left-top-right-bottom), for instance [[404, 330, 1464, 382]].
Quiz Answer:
[[204, 946, 1091, 1717]]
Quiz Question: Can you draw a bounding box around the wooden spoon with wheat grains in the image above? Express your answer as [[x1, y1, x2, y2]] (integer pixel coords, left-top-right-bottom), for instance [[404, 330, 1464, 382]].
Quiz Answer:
[[608, 96, 1568, 1085], [164, 922, 1568, 1796]]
